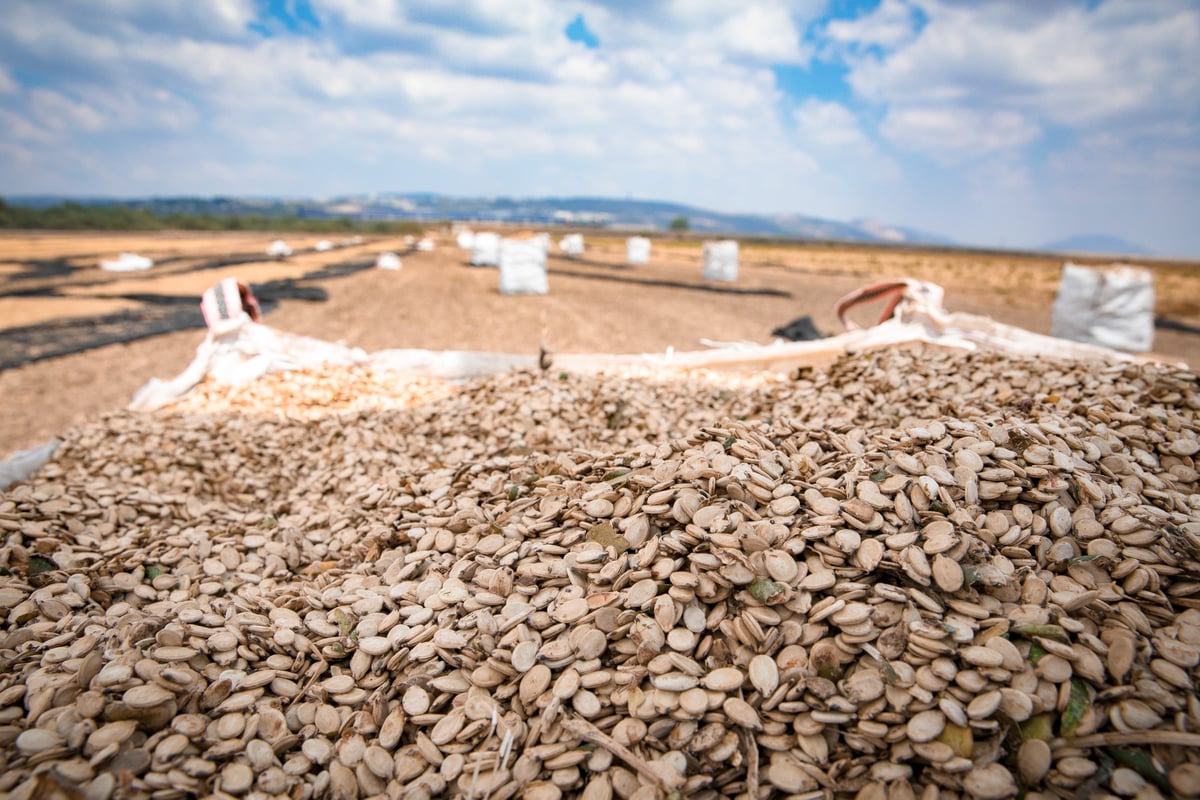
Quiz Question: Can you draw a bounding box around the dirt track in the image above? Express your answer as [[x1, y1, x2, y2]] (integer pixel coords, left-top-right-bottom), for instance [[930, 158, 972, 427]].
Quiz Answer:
[[2, 230, 1198, 457]]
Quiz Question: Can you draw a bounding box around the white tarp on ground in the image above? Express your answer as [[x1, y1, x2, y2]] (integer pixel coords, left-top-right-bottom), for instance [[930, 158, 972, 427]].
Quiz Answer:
[[1051, 262, 1155, 352], [100, 253, 154, 272], [703, 240, 739, 282], [267, 240, 293, 257], [315, 240, 333, 252], [560, 233, 585, 257], [456, 231, 475, 250], [470, 232, 501, 267], [627, 237, 651, 265], [499, 238, 549, 295], [376, 252, 401, 270]]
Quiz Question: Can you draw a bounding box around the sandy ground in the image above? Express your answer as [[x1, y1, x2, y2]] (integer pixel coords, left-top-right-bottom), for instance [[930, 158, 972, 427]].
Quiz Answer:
[[2, 230, 1198, 458]]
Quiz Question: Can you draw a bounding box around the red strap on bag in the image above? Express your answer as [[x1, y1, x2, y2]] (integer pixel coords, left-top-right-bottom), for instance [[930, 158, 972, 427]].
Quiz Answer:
[[834, 281, 912, 331]]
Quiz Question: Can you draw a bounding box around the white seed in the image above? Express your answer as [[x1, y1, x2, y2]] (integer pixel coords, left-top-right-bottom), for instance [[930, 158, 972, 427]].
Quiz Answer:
[[747, 655, 779, 696], [906, 710, 946, 743]]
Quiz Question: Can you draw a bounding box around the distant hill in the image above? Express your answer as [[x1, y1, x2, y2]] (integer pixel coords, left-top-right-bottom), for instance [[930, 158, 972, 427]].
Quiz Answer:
[[1041, 234, 1153, 257], [5, 192, 955, 247]]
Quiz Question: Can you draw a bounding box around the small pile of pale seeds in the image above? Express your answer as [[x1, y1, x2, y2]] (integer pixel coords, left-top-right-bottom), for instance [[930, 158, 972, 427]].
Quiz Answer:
[[1, 344, 1199, 800]]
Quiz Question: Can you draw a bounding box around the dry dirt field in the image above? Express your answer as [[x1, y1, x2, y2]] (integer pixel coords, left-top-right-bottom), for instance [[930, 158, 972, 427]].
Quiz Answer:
[[2, 229, 1199, 457]]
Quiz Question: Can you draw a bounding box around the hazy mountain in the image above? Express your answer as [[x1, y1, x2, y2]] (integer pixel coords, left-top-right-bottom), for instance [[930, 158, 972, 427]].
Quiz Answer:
[[1041, 234, 1153, 257], [336, 193, 958, 246], [6, 192, 955, 247]]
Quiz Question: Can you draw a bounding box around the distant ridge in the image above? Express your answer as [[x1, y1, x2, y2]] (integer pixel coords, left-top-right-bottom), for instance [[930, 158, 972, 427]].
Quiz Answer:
[[6, 192, 955, 248], [1041, 234, 1152, 257]]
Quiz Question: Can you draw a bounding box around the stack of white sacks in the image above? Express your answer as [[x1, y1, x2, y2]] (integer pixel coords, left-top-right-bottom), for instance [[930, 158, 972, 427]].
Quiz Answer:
[[703, 240, 739, 282], [560, 233, 585, 257], [375, 252, 401, 270], [626, 236, 651, 265], [499, 238, 548, 295], [470, 232, 501, 267]]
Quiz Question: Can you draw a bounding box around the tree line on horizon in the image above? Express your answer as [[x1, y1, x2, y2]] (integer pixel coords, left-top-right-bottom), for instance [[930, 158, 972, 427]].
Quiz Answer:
[[0, 198, 425, 235]]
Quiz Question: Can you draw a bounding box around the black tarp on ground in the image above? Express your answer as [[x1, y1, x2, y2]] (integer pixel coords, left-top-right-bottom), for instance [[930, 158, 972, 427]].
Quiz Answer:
[[0, 253, 389, 371], [771, 314, 825, 342]]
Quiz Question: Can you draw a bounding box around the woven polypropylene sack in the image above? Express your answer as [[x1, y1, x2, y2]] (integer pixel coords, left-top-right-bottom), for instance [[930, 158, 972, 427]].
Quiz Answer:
[[1051, 263, 1155, 352], [470, 232, 501, 267], [560, 234, 585, 257], [627, 237, 651, 265], [703, 240, 739, 282], [499, 238, 548, 295]]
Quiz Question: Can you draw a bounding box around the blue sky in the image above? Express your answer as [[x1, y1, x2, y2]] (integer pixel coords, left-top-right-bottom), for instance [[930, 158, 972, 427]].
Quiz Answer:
[[1, 1, 1198, 255]]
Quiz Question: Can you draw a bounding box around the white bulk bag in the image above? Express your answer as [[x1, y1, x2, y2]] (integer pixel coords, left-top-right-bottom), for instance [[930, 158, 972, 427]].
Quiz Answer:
[[376, 252, 401, 270], [132, 322, 370, 411], [535, 233, 552, 254], [560, 233, 585, 257], [0, 439, 62, 491], [267, 240, 293, 257], [417, 239, 435, 252], [627, 236, 651, 265], [703, 240, 739, 282], [499, 238, 548, 295], [456, 231, 475, 250], [201, 278, 259, 335], [1050, 263, 1155, 352], [470, 232, 501, 267], [315, 240, 333, 252], [100, 252, 154, 272]]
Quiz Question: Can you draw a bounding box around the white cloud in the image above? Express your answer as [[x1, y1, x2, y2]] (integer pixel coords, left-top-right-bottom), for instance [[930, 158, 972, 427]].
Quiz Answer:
[[28, 89, 107, 133], [792, 99, 870, 149], [965, 154, 1030, 193], [844, 0, 1200, 131], [818, 0, 1200, 259], [881, 107, 1040, 159], [720, 5, 805, 62], [15, 0, 256, 43], [0, 108, 53, 144], [0, 141, 34, 166], [824, 0, 923, 49], [0, 0, 1197, 255]]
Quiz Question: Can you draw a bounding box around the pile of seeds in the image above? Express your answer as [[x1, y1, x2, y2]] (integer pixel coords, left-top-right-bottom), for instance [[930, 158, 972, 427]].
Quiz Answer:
[[167, 366, 455, 420], [2, 344, 1199, 800]]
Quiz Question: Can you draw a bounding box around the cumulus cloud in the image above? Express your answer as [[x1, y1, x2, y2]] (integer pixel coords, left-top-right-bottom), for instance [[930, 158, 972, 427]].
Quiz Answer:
[[843, 0, 1200, 132], [28, 89, 107, 134], [719, 4, 807, 62], [0, 0, 1197, 253], [0, 0, 836, 209], [881, 107, 1041, 159], [792, 99, 871, 149], [824, 0, 924, 49]]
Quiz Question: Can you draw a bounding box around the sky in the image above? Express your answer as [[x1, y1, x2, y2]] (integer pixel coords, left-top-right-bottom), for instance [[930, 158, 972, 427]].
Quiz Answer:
[[1, 1, 1198, 256]]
